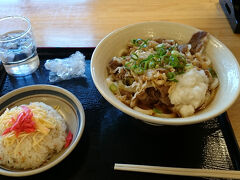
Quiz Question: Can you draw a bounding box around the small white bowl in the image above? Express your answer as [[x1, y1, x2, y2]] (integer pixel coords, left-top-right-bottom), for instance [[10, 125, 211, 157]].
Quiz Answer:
[[91, 21, 240, 125], [0, 85, 85, 176]]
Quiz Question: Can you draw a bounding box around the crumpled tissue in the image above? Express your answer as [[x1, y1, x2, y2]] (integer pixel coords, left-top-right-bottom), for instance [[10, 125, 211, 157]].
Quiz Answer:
[[44, 51, 86, 82]]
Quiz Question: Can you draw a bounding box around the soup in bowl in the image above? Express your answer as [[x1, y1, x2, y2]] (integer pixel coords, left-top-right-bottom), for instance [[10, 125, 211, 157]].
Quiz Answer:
[[91, 21, 240, 125]]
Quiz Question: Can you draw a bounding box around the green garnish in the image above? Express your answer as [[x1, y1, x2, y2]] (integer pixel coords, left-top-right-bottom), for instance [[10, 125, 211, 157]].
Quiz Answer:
[[131, 39, 139, 45], [163, 55, 170, 64], [138, 55, 154, 70], [139, 59, 148, 70], [185, 63, 193, 70], [153, 108, 162, 114], [134, 67, 144, 74], [109, 83, 118, 93], [125, 60, 136, 70], [167, 72, 178, 82], [171, 50, 180, 56], [208, 68, 217, 78], [125, 39, 189, 79], [156, 44, 166, 56], [169, 54, 179, 68], [168, 45, 177, 51], [148, 60, 156, 69], [139, 39, 149, 49], [131, 53, 138, 60], [131, 38, 149, 49], [124, 62, 132, 69]]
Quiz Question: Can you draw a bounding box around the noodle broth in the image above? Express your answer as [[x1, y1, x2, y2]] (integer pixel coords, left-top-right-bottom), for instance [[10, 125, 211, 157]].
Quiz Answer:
[[106, 32, 219, 118]]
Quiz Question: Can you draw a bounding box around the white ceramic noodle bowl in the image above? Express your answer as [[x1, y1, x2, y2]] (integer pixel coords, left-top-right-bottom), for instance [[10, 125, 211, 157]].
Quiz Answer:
[[91, 21, 240, 125]]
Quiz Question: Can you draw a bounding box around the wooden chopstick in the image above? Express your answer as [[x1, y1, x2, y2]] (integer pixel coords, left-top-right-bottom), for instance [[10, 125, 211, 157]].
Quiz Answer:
[[114, 163, 240, 179]]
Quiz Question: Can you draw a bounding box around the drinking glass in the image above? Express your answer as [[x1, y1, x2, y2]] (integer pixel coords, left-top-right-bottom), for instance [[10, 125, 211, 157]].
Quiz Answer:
[[0, 16, 39, 76]]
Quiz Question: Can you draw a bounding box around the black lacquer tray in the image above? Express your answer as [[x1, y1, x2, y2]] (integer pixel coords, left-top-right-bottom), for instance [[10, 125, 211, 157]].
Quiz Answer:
[[0, 48, 240, 180]]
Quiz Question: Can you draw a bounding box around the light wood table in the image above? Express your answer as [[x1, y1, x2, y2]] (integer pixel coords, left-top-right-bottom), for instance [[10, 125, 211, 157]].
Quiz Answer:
[[1, 0, 240, 142]]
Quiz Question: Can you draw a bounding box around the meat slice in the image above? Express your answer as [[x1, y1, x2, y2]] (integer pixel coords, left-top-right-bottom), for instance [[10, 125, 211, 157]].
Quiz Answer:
[[137, 86, 171, 107], [154, 38, 164, 44], [177, 44, 188, 53], [158, 85, 171, 106], [146, 87, 160, 103], [115, 68, 127, 80], [108, 59, 122, 71], [137, 87, 160, 107], [120, 89, 132, 99], [188, 31, 208, 54]]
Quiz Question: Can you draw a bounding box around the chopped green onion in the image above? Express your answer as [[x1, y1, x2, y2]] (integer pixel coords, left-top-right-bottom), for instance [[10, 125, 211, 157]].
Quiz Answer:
[[134, 67, 144, 74], [171, 50, 180, 56], [153, 108, 162, 114], [140, 44, 147, 48], [168, 45, 177, 51], [167, 72, 175, 79], [154, 54, 160, 58], [146, 54, 154, 60], [156, 44, 166, 56], [124, 62, 132, 69], [169, 55, 179, 68], [185, 63, 193, 70], [131, 39, 142, 46], [163, 55, 170, 64], [131, 53, 138, 60], [124, 60, 136, 69], [208, 68, 217, 78], [167, 72, 178, 82], [148, 60, 156, 69], [139, 41, 148, 48], [176, 70, 185, 75], [139, 59, 147, 69], [131, 38, 148, 49], [126, 39, 189, 79], [130, 65, 136, 70], [139, 39, 149, 49], [144, 61, 148, 70], [109, 83, 118, 93], [132, 39, 137, 44]]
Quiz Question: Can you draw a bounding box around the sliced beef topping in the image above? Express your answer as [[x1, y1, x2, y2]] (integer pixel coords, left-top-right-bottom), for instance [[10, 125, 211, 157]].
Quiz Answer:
[[115, 68, 127, 80], [177, 44, 188, 53], [158, 85, 171, 106], [154, 38, 164, 44], [137, 87, 161, 107], [108, 59, 122, 71], [119, 89, 133, 99], [188, 31, 208, 54]]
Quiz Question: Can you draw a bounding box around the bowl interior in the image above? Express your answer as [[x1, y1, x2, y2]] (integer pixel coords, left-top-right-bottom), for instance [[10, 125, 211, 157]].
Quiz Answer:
[[0, 85, 85, 176], [91, 21, 240, 125]]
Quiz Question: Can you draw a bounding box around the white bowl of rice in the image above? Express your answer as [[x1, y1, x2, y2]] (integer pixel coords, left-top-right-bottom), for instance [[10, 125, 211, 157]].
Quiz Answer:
[[0, 85, 85, 176], [91, 21, 240, 125]]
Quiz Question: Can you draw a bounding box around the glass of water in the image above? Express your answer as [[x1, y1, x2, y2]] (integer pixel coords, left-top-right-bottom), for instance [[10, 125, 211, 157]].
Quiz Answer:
[[0, 16, 39, 76]]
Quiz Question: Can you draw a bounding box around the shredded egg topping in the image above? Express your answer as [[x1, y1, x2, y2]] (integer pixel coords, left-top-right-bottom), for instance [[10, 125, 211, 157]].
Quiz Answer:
[[0, 104, 57, 153]]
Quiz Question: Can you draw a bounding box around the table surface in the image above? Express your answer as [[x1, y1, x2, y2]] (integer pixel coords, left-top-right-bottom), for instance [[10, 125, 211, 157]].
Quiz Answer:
[[1, 0, 240, 144]]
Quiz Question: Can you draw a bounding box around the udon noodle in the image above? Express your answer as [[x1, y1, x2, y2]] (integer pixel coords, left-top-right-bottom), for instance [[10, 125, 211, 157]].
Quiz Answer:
[[106, 31, 219, 118]]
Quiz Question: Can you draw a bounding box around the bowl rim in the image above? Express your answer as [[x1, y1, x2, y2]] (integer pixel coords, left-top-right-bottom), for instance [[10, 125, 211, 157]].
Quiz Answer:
[[0, 84, 85, 176], [91, 21, 240, 125]]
